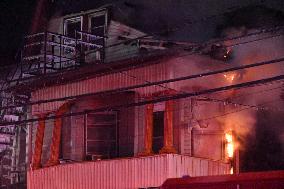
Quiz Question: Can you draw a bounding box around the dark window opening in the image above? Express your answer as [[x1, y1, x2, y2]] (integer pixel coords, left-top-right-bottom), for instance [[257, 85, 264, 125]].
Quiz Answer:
[[64, 17, 82, 38], [153, 111, 164, 153], [88, 13, 106, 61], [90, 15, 105, 37]]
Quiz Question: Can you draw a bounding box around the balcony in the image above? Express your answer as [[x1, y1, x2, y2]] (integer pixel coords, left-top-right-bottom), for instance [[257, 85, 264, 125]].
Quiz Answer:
[[28, 154, 229, 189], [21, 31, 104, 78]]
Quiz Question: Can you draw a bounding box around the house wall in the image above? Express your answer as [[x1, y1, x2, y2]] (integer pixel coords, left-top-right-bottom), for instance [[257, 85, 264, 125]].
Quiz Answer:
[[30, 55, 230, 162], [27, 154, 230, 189], [47, 11, 144, 64], [31, 62, 168, 114]]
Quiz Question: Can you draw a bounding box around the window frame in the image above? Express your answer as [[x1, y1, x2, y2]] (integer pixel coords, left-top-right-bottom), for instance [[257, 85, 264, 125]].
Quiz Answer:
[[63, 16, 83, 39], [87, 10, 108, 36]]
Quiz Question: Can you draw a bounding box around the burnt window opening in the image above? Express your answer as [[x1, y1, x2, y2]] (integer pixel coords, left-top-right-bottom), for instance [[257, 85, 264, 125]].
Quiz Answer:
[[85, 112, 118, 160], [153, 111, 164, 153], [64, 17, 82, 38]]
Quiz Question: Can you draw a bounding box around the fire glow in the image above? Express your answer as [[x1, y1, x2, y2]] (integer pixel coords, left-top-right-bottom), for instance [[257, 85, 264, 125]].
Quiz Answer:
[[225, 131, 234, 159], [223, 73, 236, 82]]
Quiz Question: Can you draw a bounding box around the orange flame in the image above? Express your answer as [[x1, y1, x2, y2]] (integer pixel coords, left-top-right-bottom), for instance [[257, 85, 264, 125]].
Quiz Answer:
[[230, 167, 234, 175], [223, 73, 236, 82], [225, 132, 234, 159]]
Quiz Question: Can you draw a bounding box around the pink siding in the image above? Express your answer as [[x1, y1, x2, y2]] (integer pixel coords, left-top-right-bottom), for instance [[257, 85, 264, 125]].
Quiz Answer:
[[28, 154, 230, 189], [31, 63, 169, 115]]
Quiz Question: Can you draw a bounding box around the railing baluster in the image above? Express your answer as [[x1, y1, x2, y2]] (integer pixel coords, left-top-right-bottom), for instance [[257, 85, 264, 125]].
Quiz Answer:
[[43, 31, 47, 74]]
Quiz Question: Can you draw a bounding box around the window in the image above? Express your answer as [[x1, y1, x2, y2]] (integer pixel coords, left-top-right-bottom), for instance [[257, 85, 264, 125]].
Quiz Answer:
[[152, 111, 164, 153], [85, 112, 118, 160], [88, 11, 107, 47], [88, 11, 107, 36], [64, 17, 82, 38]]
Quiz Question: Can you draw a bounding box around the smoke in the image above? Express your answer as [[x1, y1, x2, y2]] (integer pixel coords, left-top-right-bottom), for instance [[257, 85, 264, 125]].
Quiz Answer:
[[220, 26, 284, 170], [165, 24, 284, 168]]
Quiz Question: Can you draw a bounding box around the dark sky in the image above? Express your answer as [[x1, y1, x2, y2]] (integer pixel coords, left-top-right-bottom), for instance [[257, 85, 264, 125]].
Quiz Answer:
[[1, 0, 284, 66], [0, 0, 36, 65]]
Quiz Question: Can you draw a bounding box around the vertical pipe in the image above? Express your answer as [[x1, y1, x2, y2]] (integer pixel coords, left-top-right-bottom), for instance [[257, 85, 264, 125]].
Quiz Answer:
[[75, 30, 78, 67], [11, 126, 18, 184], [84, 113, 87, 160], [115, 111, 119, 157], [20, 50, 23, 79], [43, 31, 47, 74], [59, 35, 62, 70]]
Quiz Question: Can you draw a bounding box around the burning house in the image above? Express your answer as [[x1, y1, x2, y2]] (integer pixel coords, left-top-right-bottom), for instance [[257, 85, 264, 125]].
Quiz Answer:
[[0, 1, 284, 189]]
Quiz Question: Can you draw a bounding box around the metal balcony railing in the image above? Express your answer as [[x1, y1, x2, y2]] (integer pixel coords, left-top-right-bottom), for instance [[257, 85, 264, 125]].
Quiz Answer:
[[21, 31, 105, 78]]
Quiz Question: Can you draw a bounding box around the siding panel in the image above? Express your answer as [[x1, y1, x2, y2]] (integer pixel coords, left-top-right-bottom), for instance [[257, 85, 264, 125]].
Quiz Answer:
[[31, 63, 168, 115], [28, 154, 229, 189]]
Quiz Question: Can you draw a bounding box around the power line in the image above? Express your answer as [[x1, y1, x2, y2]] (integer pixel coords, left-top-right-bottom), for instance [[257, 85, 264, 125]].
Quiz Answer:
[[1, 56, 284, 111], [197, 98, 284, 122], [1, 74, 284, 127], [195, 81, 284, 107]]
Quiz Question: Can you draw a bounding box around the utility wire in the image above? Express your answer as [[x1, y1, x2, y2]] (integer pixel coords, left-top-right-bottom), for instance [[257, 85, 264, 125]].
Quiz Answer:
[[1, 74, 284, 127], [197, 98, 284, 122], [0, 56, 284, 111]]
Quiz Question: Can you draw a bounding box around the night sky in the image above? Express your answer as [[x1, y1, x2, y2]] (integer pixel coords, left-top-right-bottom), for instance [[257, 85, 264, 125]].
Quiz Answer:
[[0, 0, 37, 65]]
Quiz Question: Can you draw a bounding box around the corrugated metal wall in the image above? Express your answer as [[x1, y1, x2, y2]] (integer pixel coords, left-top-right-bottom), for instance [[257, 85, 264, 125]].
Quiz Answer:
[[31, 63, 169, 115], [28, 154, 229, 189]]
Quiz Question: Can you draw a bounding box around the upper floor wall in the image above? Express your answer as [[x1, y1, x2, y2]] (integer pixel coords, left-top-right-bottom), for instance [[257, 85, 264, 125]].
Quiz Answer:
[[46, 8, 146, 64]]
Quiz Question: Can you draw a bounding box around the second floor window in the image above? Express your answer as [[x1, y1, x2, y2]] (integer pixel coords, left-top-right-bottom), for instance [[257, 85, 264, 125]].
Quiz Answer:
[[88, 11, 107, 47], [64, 16, 82, 38]]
